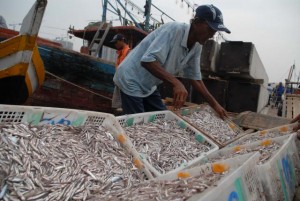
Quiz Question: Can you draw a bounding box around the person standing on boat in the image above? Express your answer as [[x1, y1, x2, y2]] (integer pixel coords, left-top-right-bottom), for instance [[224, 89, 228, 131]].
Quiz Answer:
[[113, 4, 230, 117], [111, 34, 131, 113]]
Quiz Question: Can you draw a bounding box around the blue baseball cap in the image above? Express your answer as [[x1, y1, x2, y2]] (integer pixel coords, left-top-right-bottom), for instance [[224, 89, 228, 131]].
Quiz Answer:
[[195, 5, 231, 34], [110, 34, 126, 43]]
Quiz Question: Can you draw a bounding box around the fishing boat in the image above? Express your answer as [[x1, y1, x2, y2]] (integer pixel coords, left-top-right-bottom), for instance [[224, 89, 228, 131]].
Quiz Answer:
[[0, 0, 47, 104], [0, 0, 158, 113], [0, 24, 148, 113]]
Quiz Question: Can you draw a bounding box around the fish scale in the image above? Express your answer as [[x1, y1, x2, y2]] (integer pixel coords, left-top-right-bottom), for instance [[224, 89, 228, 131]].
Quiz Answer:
[[182, 109, 239, 144]]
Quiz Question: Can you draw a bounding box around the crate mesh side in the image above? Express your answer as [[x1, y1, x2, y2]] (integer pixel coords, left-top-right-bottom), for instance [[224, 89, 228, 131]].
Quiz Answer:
[[0, 111, 24, 123], [85, 116, 105, 126], [186, 126, 214, 149], [118, 119, 126, 127], [155, 114, 166, 120], [244, 166, 265, 201]]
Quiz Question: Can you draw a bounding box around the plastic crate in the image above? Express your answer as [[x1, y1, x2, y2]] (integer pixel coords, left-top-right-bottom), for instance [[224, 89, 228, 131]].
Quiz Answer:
[[0, 104, 153, 179], [193, 135, 299, 201], [157, 153, 265, 201], [228, 123, 297, 147], [117, 110, 219, 178], [174, 104, 245, 147]]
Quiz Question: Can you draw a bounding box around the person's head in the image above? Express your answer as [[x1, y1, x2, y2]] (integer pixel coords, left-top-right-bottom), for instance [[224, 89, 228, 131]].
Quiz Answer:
[[279, 82, 283, 86], [110, 34, 127, 50], [190, 5, 230, 45]]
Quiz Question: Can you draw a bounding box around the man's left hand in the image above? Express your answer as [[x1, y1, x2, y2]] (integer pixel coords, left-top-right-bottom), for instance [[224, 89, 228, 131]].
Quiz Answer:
[[293, 123, 300, 132], [212, 104, 228, 119]]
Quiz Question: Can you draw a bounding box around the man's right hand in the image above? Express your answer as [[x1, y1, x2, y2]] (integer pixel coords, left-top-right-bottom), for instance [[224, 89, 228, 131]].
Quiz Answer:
[[172, 81, 188, 110]]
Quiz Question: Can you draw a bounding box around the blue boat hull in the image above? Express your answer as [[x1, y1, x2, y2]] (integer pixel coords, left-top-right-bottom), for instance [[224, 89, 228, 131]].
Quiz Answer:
[[38, 45, 116, 93]]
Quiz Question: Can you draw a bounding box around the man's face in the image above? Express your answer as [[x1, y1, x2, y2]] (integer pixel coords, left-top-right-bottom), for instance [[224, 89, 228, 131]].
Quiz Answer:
[[114, 40, 123, 50], [194, 21, 217, 45]]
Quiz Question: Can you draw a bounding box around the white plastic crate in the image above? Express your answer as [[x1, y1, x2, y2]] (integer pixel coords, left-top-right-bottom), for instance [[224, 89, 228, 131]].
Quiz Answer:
[[229, 123, 297, 147], [174, 104, 245, 147], [194, 135, 298, 201], [157, 153, 265, 201], [0, 104, 153, 179], [117, 110, 219, 178]]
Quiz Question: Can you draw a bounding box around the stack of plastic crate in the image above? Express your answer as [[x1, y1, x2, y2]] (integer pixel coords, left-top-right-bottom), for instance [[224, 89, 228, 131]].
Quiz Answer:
[[190, 135, 298, 201], [156, 153, 265, 201]]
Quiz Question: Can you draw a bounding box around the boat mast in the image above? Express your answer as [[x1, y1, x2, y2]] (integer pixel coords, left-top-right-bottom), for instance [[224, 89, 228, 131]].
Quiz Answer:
[[144, 0, 152, 32], [102, 0, 108, 22]]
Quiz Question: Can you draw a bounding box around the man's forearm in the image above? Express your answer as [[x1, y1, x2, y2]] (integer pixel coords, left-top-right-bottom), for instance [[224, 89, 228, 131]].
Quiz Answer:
[[190, 80, 219, 107]]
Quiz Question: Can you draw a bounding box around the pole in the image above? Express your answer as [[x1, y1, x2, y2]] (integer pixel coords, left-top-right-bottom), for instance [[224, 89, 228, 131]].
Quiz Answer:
[[102, 0, 108, 22], [144, 0, 152, 32]]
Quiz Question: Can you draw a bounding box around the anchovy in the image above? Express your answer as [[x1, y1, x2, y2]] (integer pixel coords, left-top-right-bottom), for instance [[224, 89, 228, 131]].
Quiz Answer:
[[0, 123, 144, 200], [231, 130, 294, 146], [123, 120, 212, 174], [87, 171, 225, 201], [181, 106, 242, 145]]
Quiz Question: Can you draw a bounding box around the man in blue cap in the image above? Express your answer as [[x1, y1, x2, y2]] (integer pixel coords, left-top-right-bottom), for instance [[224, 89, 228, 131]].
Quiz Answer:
[[114, 4, 230, 117]]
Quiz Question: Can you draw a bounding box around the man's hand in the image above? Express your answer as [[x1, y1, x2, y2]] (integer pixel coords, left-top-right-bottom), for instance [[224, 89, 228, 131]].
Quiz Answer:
[[212, 103, 228, 119], [293, 123, 300, 132], [291, 114, 300, 123], [173, 81, 188, 109]]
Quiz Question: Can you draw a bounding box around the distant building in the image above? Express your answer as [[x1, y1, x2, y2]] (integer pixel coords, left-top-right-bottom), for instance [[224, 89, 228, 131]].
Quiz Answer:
[[0, 15, 8, 28], [53, 37, 73, 50]]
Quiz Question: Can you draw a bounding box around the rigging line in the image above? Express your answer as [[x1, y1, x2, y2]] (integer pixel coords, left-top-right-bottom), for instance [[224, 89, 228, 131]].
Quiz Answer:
[[107, 8, 134, 23], [123, 0, 160, 23], [124, 0, 127, 24], [151, 3, 175, 21], [45, 71, 113, 101], [113, 0, 123, 24]]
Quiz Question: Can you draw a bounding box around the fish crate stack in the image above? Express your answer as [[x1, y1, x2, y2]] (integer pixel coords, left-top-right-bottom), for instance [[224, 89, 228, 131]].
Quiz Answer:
[[156, 153, 265, 201], [174, 104, 245, 147], [200, 135, 299, 201], [87, 153, 263, 200], [228, 123, 298, 147], [0, 104, 154, 200], [116, 110, 219, 178]]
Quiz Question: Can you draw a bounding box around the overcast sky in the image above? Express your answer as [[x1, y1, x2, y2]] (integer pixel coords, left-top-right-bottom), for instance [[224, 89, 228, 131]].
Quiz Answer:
[[1, 0, 299, 83]]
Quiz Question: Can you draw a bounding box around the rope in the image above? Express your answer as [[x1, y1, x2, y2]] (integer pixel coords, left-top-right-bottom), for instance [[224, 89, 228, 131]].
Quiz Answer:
[[45, 71, 113, 101]]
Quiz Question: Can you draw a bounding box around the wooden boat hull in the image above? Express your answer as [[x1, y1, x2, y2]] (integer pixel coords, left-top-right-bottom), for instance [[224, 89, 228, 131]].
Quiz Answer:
[[0, 0, 47, 104], [0, 28, 116, 113]]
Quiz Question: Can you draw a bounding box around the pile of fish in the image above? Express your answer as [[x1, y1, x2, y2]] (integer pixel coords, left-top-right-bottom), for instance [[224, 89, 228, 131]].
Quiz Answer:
[[123, 120, 211, 174], [88, 171, 225, 201], [231, 131, 293, 146], [181, 107, 239, 145], [0, 123, 143, 200], [194, 141, 281, 167]]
